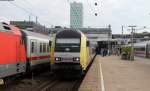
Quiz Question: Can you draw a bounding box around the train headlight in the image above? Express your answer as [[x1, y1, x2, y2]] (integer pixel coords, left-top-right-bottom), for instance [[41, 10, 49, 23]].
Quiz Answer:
[[73, 57, 80, 61], [55, 57, 61, 61]]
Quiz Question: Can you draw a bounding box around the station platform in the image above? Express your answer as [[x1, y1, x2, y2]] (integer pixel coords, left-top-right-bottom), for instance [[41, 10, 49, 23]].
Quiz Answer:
[[79, 55, 150, 91]]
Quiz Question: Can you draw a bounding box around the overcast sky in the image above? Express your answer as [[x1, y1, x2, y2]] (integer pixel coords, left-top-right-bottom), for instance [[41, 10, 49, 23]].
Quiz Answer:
[[0, 0, 150, 34]]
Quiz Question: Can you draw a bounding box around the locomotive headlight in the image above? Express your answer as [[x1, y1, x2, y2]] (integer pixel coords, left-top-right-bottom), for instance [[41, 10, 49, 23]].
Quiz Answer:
[[76, 57, 79, 61], [55, 57, 61, 61], [73, 57, 80, 61]]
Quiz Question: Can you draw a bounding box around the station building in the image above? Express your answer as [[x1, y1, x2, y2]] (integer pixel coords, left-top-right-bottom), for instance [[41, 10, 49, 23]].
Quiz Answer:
[[111, 32, 150, 53], [112, 33, 150, 44]]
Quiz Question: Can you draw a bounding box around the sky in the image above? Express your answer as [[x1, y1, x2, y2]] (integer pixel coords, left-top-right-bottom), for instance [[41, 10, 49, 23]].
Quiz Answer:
[[0, 0, 150, 34]]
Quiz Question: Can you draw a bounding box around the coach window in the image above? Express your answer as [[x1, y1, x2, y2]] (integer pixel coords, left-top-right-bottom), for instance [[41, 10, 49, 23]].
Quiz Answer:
[[42, 43, 45, 53], [140, 48, 145, 51], [40, 43, 42, 53], [42, 43, 44, 53], [31, 42, 34, 53], [43, 43, 46, 53], [134, 48, 139, 51], [47, 44, 50, 52]]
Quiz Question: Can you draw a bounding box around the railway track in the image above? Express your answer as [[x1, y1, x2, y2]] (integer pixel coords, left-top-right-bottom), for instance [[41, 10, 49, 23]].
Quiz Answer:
[[41, 79, 82, 91], [1, 72, 83, 91], [1, 71, 53, 91], [0, 56, 96, 91], [0, 55, 96, 91]]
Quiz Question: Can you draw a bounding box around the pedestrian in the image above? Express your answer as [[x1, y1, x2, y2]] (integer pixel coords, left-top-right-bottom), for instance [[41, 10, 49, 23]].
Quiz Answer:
[[101, 48, 104, 57], [117, 49, 120, 56], [100, 48, 104, 56], [103, 48, 107, 57], [108, 49, 110, 56], [105, 49, 108, 56]]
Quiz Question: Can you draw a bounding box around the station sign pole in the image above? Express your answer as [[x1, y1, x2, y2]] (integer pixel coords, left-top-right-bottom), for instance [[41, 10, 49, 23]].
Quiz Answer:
[[128, 26, 136, 61]]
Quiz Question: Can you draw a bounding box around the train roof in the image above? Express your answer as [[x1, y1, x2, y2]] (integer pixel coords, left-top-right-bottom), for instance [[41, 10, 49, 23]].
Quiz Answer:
[[21, 30, 50, 40], [122, 40, 150, 47], [134, 40, 150, 47], [56, 29, 82, 38], [0, 22, 22, 36]]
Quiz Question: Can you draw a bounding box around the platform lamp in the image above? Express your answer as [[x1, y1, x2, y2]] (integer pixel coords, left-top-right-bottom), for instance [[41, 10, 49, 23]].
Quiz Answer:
[[128, 26, 136, 61], [94, 1, 98, 16]]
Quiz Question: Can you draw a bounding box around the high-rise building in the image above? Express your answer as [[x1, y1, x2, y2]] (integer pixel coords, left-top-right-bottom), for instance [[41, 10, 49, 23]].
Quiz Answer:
[[70, 2, 83, 28]]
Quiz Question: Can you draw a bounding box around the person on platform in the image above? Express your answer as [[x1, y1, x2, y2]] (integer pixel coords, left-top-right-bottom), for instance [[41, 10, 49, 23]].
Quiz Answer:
[[103, 48, 107, 57], [101, 48, 104, 57], [108, 49, 110, 56]]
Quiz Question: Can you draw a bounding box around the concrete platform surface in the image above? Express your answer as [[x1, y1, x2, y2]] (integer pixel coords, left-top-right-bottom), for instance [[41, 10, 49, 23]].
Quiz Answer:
[[79, 56, 101, 91], [79, 55, 150, 91]]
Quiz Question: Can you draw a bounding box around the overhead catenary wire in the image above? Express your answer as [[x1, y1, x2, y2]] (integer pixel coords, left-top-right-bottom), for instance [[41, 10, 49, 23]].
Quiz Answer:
[[8, 1, 35, 16], [23, 0, 35, 8], [20, 0, 35, 19], [7, 1, 52, 27]]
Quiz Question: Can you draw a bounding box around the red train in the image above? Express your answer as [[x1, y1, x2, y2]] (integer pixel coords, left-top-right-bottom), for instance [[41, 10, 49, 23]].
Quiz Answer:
[[0, 22, 50, 84]]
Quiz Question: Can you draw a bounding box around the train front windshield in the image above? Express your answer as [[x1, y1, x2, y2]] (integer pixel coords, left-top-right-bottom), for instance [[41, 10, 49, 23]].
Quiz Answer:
[[55, 38, 80, 52]]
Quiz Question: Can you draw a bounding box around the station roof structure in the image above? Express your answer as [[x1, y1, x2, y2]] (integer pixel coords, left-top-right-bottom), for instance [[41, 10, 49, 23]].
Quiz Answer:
[[49, 27, 111, 35]]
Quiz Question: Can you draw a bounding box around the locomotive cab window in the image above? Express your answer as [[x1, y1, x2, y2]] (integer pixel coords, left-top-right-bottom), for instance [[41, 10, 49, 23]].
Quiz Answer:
[[55, 38, 80, 52], [3, 26, 11, 31]]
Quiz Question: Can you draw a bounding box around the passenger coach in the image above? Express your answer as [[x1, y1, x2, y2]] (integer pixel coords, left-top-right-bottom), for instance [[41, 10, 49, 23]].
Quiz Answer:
[[21, 30, 50, 71], [122, 40, 150, 58], [0, 22, 50, 84], [134, 41, 150, 58]]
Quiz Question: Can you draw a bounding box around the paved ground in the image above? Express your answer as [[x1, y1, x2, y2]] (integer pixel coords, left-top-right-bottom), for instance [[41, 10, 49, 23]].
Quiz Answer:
[[79, 56, 101, 91], [79, 55, 150, 91]]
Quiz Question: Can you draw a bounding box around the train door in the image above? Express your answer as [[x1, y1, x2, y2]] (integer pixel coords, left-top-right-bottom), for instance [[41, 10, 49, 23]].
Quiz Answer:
[[16, 39, 20, 73], [97, 41, 108, 54], [29, 39, 37, 68], [148, 44, 150, 58], [16, 37, 26, 73], [16, 37, 24, 73]]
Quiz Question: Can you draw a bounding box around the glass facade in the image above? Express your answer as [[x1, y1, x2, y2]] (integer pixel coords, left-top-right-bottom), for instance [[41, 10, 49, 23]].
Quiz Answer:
[[70, 2, 83, 28]]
